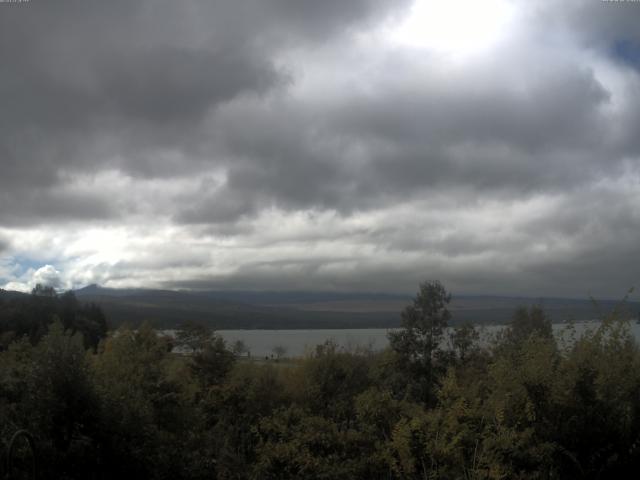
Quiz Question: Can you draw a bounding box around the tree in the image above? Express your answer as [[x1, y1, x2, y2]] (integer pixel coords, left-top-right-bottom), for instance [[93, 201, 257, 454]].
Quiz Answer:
[[0, 288, 107, 350], [91, 323, 186, 478], [59, 292, 107, 350], [31, 283, 56, 297], [388, 280, 451, 403], [272, 345, 287, 360], [232, 339, 248, 357], [28, 321, 100, 478], [449, 321, 480, 363], [502, 305, 553, 348], [175, 321, 235, 387], [176, 321, 214, 354], [201, 363, 286, 479], [191, 336, 235, 387], [293, 340, 371, 425]]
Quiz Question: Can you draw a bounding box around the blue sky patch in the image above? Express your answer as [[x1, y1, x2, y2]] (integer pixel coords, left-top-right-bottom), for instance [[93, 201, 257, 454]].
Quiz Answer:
[[4, 256, 54, 277], [612, 39, 640, 69]]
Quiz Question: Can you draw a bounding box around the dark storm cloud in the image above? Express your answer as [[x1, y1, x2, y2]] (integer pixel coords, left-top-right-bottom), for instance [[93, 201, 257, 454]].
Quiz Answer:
[[0, 0, 407, 223], [544, 0, 640, 48], [175, 47, 617, 223], [0, 3, 282, 156], [96, 47, 277, 124], [2, 0, 606, 222], [257, 0, 412, 40], [0, 0, 406, 132], [0, 187, 115, 227], [176, 185, 259, 225]]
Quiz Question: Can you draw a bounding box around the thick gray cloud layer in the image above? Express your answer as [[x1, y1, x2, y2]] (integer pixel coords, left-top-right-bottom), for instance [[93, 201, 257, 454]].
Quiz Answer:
[[1, 0, 639, 297]]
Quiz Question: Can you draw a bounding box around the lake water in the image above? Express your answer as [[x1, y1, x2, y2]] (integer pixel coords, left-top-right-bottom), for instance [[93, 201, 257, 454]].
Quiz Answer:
[[211, 321, 640, 358], [218, 329, 390, 357]]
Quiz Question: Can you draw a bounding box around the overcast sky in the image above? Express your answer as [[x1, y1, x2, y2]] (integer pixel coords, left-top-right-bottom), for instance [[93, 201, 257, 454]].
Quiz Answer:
[[1, 0, 639, 298]]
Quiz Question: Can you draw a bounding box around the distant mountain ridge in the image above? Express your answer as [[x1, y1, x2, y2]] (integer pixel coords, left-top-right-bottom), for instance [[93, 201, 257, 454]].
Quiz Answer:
[[0, 288, 29, 301], [3, 285, 636, 329], [74, 284, 412, 303], [68, 285, 640, 330]]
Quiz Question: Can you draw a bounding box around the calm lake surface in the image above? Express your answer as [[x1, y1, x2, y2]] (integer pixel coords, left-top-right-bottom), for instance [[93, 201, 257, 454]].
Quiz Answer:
[[212, 321, 640, 357]]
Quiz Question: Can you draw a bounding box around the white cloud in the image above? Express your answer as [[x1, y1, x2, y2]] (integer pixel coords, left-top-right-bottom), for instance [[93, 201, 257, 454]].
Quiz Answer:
[[3, 265, 65, 293]]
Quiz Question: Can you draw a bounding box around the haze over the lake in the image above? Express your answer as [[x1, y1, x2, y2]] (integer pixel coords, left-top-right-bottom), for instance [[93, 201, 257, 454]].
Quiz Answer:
[[1, 0, 640, 298]]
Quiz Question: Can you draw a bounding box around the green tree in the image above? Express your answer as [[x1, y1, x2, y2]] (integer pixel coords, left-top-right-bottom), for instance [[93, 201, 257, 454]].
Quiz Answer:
[[175, 321, 234, 387], [25, 321, 100, 478], [190, 336, 235, 387], [388, 280, 452, 403], [91, 323, 188, 479], [502, 305, 552, 347], [0, 288, 106, 350], [232, 339, 249, 357], [291, 340, 371, 426], [31, 283, 56, 297], [176, 321, 214, 353], [201, 363, 288, 479], [272, 345, 287, 360], [449, 321, 480, 363]]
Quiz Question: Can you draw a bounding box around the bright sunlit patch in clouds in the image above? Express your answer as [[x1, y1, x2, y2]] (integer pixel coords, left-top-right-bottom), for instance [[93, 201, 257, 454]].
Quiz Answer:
[[388, 0, 515, 57]]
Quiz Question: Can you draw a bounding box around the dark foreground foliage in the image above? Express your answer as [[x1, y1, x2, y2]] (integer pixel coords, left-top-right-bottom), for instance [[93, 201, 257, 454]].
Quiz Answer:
[[1, 281, 640, 479]]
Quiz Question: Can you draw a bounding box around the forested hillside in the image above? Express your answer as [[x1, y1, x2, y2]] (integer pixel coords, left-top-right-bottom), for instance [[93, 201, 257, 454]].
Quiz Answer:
[[2, 281, 640, 479]]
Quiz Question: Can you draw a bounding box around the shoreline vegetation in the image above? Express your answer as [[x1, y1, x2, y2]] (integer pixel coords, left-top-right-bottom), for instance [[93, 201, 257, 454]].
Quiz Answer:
[[2, 281, 640, 478]]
